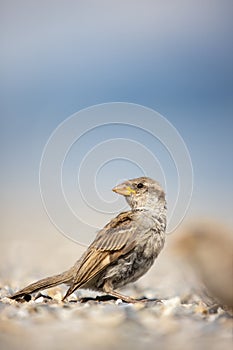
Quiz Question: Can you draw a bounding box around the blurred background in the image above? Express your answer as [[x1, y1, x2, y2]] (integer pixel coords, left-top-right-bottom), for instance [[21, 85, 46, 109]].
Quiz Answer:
[[1, 0, 233, 270], [1, 2, 233, 350]]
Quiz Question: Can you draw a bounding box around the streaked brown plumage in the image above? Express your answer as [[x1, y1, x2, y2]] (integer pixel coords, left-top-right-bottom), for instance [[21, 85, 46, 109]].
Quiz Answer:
[[10, 177, 167, 303]]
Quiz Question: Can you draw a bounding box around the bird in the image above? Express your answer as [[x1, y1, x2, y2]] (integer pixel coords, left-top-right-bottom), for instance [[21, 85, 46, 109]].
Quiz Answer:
[[9, 177, 167, 303]]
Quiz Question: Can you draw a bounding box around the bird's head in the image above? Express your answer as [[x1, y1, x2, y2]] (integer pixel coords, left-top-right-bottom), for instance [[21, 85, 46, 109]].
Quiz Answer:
[[112, 177, 166, 211]]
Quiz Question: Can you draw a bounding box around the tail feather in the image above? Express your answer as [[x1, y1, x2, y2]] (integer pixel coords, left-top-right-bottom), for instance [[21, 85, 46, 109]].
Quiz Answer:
[[10, 270, 73, 299]]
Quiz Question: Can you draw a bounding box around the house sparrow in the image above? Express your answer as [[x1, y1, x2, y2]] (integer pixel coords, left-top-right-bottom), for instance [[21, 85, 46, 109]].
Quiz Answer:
[[10, 177, 167, 303]]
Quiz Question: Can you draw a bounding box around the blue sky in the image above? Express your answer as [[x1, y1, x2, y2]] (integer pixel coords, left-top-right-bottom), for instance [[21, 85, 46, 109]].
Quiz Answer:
[[1, 1, 233, 243]]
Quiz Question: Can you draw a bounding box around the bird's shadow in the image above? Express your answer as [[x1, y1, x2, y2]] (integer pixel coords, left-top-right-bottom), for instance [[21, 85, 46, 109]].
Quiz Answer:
[[75, 295, 161, 304], [11, 293, 161, 305]]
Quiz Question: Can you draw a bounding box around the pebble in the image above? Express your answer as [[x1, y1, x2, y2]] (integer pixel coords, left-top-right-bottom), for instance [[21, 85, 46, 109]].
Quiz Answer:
[[0, 283, 232, 350]]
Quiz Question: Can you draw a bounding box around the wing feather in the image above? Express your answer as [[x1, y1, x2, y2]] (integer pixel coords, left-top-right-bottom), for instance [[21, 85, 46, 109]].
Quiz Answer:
[[92, 211, 136, 250], [63, 212, 139, 298]]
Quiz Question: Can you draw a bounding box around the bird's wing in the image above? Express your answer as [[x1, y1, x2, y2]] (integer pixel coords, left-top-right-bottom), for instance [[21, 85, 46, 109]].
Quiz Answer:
[[63, 211, 144, 298], [92, 211, 138, 250]]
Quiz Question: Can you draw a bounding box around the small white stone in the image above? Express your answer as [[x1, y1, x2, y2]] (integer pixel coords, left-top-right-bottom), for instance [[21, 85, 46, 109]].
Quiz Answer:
[[115, 299, 123, 305], [34, 296, 44, 303], [161, 297, 181, 316]]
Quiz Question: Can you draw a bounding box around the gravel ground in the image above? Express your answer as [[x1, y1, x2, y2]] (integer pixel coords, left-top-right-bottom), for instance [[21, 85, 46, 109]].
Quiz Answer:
[[0, 231, 232, 350]]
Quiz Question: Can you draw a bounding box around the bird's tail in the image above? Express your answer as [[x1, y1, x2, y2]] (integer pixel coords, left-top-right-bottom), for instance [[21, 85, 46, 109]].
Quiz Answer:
[[9, 270, 73, 299]]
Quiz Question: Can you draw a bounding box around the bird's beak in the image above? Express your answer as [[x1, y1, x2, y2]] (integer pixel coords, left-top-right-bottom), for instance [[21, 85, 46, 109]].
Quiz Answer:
[[112, 183, 136, 196]]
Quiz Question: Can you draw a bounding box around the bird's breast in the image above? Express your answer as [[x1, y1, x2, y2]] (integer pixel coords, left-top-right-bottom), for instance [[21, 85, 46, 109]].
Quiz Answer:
[[138, 227, 165, 259]]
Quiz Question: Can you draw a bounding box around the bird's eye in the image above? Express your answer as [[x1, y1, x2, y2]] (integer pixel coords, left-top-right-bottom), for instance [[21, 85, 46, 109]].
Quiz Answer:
[[137, 183, 144, 189]]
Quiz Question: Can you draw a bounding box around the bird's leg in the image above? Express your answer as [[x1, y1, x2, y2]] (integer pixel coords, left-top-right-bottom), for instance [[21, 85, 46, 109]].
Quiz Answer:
[[103, 281, 145, 304]]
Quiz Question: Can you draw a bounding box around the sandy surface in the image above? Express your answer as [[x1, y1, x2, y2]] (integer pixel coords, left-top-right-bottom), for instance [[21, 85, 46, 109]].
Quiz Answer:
[[0, 231, 232, 350]]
